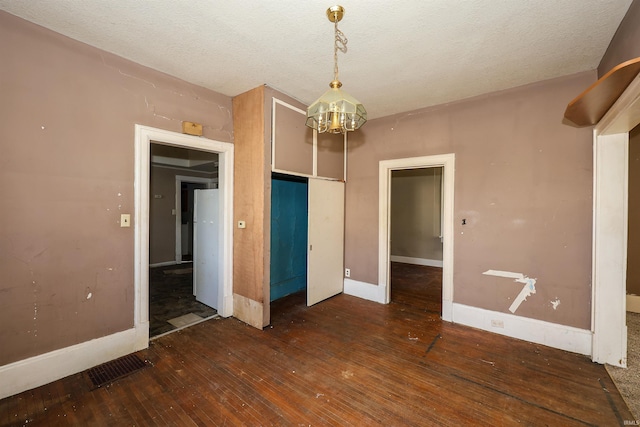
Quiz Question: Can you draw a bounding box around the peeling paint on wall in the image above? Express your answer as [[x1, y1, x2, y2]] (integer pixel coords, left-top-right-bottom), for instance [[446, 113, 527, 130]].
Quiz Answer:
[[551, 299, 560, 310], [483, 269, 537, 313]]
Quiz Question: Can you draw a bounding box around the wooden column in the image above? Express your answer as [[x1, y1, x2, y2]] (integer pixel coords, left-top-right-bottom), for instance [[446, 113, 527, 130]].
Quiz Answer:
[[232, 86, 270, 328]]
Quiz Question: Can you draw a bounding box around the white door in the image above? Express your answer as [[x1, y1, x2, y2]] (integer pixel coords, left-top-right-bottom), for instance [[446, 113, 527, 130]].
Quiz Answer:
[[307, 179, 345, 306], [193, 189, 221, 310]]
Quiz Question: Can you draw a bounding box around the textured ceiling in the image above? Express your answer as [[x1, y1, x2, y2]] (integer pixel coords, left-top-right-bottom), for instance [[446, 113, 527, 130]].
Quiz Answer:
[[0, 0, 632, 119]]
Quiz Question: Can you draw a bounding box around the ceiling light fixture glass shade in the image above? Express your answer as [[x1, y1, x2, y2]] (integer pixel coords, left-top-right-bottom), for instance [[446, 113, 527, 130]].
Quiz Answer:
[[306, 5, 367, 134]]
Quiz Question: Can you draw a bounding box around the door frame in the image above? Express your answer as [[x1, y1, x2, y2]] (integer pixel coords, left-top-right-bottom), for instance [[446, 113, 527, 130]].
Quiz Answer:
[[379, 154, 455, 320], [175, 176, 215, 263], [591, 73, 640, 366], [135, 125, 234, 334]]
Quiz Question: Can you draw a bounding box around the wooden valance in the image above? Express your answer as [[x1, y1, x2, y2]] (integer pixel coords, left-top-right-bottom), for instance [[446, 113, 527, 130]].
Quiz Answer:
[[564, 57, 640, 127]]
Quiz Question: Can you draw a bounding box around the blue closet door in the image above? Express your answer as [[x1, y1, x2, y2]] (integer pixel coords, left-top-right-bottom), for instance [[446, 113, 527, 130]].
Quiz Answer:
[[270, 177, 308, 301]]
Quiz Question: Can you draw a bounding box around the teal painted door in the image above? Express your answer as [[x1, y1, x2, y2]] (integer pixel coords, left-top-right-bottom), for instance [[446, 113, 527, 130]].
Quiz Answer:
[[270, 177, 308, 301]]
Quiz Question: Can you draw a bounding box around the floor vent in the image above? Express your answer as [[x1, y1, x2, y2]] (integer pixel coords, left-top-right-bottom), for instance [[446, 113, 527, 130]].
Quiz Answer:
[[87, 354, 148, 388]]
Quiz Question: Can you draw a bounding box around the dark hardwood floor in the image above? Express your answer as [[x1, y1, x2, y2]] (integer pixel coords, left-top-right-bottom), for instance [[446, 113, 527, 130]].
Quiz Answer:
[[391, 262, 442, 313], [0, 262, 634, 426]]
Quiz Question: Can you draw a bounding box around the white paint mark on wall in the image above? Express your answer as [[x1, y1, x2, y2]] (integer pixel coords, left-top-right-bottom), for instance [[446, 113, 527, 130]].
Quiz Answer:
[[511, 219, 526, 227], [551, 299, 560, 310], [483, 269, 537, 313], [87, 292, 92, 300]]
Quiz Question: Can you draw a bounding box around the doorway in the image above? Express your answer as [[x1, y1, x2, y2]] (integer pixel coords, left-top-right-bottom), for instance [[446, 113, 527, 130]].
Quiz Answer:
[[269, 174, 345, 307], [379, 154, 455, 320], [134, 125, 234, 342], [626, 124, 640, 313], [270, 173, 308, 303], [592, 75, 640, 366], [389, 167, 444, 314], [603, 123, 640, 416], [148, 144, 219, 337]]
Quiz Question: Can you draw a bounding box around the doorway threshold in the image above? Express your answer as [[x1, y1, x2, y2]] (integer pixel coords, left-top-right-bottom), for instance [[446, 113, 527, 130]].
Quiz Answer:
[[150, 314, 220, 341]]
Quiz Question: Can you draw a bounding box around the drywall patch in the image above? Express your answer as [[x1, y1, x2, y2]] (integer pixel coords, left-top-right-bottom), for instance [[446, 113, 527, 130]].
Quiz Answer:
[[483, 269, 537, 313], [551, 299, 560, 310]]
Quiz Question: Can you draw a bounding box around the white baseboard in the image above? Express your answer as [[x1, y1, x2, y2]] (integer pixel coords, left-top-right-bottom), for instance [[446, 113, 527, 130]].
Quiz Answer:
[[149, 261, 178, 268], [221, 294, 234, 318], [390, 256, 443, 268], [0, 324, 149, 400], [628, 294, 640, 313], [344, 278, 386, 303], [452, 303, 592, 356]]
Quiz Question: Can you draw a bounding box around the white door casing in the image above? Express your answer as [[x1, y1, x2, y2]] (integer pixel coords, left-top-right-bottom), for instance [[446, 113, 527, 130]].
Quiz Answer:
[[379, 154, 455, 320], [307, 178, 345, 305], [134, 125, 234, 335], [591, 73, 640, 367], [193, 189, 221, 310]]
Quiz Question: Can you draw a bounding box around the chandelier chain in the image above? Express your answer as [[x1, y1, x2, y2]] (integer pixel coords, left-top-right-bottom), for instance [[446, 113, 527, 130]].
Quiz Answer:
[[333, 19, 348, 82]]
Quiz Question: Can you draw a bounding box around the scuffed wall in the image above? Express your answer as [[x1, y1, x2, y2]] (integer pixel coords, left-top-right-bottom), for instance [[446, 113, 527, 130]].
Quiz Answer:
[[344, 72, 595, 329], [0, 11, 232, 366]]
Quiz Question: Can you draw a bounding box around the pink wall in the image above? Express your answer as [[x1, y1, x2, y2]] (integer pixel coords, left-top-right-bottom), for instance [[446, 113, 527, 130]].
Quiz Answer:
[[344, 72, 595, 329], [0, 11, 232, 366], [598, 0, 640, 76]]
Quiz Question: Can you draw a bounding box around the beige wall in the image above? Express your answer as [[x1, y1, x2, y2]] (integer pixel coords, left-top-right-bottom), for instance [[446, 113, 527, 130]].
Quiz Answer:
[[345, 72, 595, 329], [391, 168, 443, 262], [0, 11, 232, 366], [628, 125, 640, 296], [598, 0, 640, 76]]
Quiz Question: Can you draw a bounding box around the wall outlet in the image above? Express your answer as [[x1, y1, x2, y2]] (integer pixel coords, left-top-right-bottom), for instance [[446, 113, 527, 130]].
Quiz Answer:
[[345, 268, 351, 278], [491, 319, 504, 328]]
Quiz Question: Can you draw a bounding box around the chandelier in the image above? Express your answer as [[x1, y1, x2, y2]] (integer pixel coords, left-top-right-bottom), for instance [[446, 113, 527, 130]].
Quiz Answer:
[[305, 5, 367, 134]]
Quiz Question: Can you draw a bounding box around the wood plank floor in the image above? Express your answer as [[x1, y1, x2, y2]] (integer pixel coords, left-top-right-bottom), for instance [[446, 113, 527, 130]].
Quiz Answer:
[[1, 263, 634, 426]]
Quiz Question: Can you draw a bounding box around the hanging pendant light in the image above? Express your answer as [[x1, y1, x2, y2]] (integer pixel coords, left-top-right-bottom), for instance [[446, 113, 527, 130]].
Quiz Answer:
[[306, 5, 367, 134]]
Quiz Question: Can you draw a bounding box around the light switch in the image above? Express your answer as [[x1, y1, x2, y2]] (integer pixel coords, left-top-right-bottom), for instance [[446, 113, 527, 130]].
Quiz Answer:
[[120, 214, 131, 227], [238, 220, 246, 229]]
